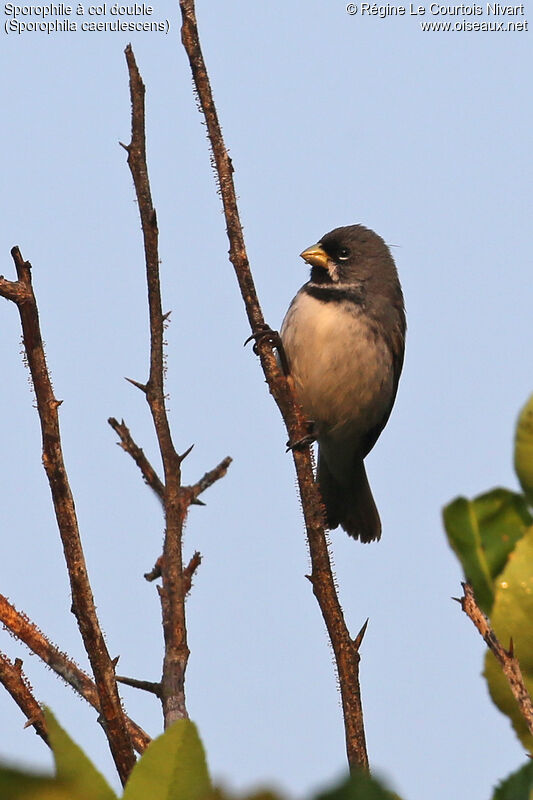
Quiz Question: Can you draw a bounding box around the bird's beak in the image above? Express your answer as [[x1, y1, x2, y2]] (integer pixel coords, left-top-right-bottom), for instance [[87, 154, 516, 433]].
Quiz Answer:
[[300, 243, 329, 270]]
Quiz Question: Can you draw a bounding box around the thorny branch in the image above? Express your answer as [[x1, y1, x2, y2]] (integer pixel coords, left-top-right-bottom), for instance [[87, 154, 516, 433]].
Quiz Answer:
[[0, 653, 49, 746], [123, 44, 232, 727], [121, 50, 232, 720], [123, 43, 189, 727], [0, 594, 150, 753], [459, 582, 533, 737], [0, 248, 136, 784], [108, 416, 231, 509], [179, 0, 369, 771], [108, 416, 166, 500], [0, 37, 238, 778], [189, 457, 232, 502], [144, 551, 200, 590]]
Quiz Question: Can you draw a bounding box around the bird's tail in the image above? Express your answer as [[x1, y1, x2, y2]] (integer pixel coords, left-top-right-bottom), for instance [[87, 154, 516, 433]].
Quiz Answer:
[[317, 454, 381, 542]]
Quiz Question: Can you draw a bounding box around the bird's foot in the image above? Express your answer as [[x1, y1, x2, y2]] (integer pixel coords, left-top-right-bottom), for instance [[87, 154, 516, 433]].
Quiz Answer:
[[244, 325, 290, 375], [286, 421, 317, 452]]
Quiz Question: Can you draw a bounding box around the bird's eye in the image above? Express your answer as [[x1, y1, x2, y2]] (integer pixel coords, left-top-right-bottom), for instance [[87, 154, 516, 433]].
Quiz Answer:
[[338, 247, 350, 260]]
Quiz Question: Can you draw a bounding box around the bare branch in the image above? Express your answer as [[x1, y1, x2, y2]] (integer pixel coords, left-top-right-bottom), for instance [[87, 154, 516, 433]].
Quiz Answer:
[[0, 594, 150, 753], [108, 417, 213, 507], [0, 653, 49, 746], [144, 550, 200, 591], [183, 551, 202, 595], [459, 583, 533, 736], [189, 457, 232, 502], [178, 0, 368, 770], [124, 44, 189, 727], [144, 556, 163, 583], [108, 417, 165, 499], [0, 272, 32, 304], [0, 248, 136, 782]]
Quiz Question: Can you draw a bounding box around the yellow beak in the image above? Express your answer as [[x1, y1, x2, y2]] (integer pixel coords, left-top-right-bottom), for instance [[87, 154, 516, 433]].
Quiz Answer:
[[300, 243, 329, 270]]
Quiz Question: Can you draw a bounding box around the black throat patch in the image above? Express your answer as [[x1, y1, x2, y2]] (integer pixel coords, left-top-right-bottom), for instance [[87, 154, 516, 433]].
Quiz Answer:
[[304, 282, 366, 307]]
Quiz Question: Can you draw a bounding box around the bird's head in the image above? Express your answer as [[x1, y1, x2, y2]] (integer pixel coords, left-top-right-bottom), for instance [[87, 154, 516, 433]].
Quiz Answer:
[[300, 224, 396, 286]]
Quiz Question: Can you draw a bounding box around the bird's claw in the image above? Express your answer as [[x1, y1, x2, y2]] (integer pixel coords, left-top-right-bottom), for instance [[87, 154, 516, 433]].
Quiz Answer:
[[286, 421, 317, 452], [244, 325, 290, 375], [244, 324, 280, 348]]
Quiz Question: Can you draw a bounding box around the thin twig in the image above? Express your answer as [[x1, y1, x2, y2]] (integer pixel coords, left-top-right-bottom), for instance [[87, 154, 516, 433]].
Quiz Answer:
[[0, 594, 150, 753], [190, 457, 232, 502], [108, 417, 221, 507], [116, 676, 162, 697], [183, 551, 202, 595], [144, 556, 163, 583], [459, 583, 533, 736], [0, 653, 49, 745], [124, 44, 190, 727], [0, 249, 136, 783], [144, 550, 200, 593], [108, 417, 165, 499], [179, 0, 368, 771]]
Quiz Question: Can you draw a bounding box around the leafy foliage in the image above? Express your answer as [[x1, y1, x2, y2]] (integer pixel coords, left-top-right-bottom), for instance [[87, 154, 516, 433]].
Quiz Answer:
[[491, 760, 533, 800], [443, 489, 531, 614], [0, 715, 404, 800], [45, 708, 117, 800], [483, 527, 533, 751], [315, 772, 402, 800], [515, 394, 533, 507], [443, 393, 533, 769], [123, 719, 210, 800], [0, 765, 73, 800]]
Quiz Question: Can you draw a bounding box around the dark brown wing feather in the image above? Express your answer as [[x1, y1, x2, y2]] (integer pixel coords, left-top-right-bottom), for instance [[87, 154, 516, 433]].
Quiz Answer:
[[361, 299, 406, 457]]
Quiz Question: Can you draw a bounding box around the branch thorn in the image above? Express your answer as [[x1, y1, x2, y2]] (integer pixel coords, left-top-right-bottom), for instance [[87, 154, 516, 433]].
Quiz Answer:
[[353, 618, 369, 651], [179, 443, 194, 463], [116, 676, 162, 698], [125, 377, 147, 393]]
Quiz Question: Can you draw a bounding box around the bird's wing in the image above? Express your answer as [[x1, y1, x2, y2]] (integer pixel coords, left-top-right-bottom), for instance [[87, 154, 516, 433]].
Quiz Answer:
[[361, 301, 406, 457]]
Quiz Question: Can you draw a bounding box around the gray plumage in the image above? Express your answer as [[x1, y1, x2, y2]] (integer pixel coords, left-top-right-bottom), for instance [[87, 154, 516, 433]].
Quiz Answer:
[[280, 224, 405, 542]]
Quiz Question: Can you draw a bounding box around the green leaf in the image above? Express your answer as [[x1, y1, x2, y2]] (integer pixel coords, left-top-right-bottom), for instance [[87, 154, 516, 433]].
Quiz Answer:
[[0, 764, 73, 800], [123, 719, 210, 800], [314, 771, 402, 800], [515, 393, 533, 506], [443, 489, 532, 614], [491, 760, 533, 800], [483, 526, 533, 751], [44, 708, 118, 800]]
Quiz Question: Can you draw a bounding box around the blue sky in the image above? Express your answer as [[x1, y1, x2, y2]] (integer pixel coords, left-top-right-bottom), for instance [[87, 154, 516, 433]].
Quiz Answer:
[[0, 2, 532, 799]]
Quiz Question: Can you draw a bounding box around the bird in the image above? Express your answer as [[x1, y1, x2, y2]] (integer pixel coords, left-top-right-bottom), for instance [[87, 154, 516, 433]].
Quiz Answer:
[[280, 224, 405, 542]]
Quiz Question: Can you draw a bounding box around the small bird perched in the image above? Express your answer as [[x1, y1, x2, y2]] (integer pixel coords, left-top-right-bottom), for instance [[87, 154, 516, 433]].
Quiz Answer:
[[280, 224, 405, 542]]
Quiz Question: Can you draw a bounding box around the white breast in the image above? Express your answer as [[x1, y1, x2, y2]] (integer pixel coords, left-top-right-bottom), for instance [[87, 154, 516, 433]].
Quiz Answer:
[[280, 290, 393, 449]]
